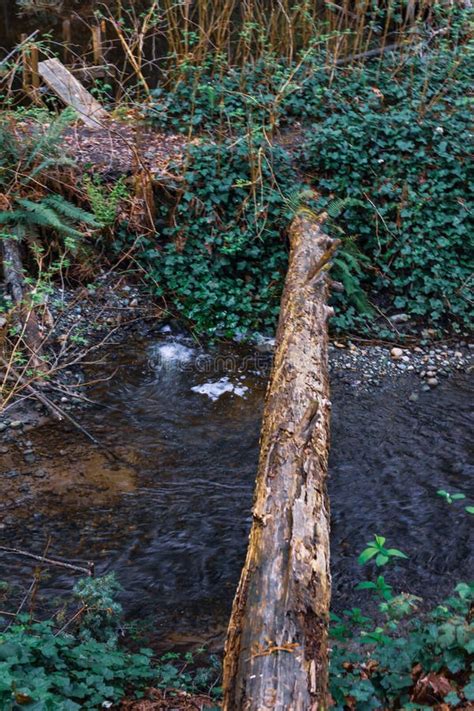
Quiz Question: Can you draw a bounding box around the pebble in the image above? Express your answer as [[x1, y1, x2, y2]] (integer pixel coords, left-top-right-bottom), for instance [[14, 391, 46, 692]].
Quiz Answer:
[[9, 421, 23, 429], [0, 423, 7, 432], [390, 313, 410, 323], [409, 392, 419, 402], [5, 470, 19, 478], [33, 470, 47, 479], [390, 347, 404, 359], [427, 377, 439, 387]]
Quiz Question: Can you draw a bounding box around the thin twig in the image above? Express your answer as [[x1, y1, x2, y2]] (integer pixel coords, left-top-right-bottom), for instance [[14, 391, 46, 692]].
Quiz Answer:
[[0, 546, 94, 577]]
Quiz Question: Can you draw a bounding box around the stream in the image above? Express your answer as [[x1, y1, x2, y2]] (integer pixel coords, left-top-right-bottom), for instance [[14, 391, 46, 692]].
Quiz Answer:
[[0, 334, 472, 649]]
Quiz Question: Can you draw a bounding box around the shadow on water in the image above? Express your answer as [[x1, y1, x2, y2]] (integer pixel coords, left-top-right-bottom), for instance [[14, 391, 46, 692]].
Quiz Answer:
[[0, 335, 472, 648]]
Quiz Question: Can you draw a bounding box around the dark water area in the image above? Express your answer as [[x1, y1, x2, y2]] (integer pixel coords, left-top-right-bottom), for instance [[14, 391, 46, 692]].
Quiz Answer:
[[0, 335, 472, 648], [0, 1, 158, 63], [1, 1, 91, 52]]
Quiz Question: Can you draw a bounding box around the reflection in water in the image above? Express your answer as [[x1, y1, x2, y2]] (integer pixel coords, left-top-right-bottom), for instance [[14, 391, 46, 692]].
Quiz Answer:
[[0, 336, 472, 645]]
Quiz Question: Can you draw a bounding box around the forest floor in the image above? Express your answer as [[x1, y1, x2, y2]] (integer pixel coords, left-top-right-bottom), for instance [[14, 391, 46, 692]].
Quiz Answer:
[[119, 688, 217, 710], [12, 115, 188, 178]]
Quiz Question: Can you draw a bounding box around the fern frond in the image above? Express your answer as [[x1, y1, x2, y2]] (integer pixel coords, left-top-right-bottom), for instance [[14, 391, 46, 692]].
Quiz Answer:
[[326, 197, 365, 218], [15, 198, 83, 240], [0, 211, 18, 224], [334, 255, 373, 314], [25, 111, 74, 168], [15, 198, 66, 230], [43, 195, 100, 227]]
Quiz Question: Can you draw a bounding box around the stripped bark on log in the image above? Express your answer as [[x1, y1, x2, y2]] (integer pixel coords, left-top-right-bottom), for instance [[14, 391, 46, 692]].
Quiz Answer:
[[1, 236, 44, 370], [223, 213, 338, 711]]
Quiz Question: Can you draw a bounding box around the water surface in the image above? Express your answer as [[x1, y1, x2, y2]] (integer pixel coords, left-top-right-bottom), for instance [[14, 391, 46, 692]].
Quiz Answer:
[[0, 336, 472, 646]]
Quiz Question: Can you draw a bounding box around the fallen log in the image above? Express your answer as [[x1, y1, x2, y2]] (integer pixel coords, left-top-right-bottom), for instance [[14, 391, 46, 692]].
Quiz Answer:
[[223, 213, 338, 711], [1, 235, 45, 371]]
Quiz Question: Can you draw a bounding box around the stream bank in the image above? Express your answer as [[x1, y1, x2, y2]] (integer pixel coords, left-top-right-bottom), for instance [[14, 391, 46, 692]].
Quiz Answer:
[[0, 331, 472, 654]]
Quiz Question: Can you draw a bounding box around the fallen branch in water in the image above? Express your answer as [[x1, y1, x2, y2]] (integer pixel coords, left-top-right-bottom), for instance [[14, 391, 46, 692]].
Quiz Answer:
[[0, 545, 94, 577], [0, 356, 124, 463]]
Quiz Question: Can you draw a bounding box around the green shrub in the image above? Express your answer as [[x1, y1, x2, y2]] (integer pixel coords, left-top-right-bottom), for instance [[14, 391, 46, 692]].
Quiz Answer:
[[133, 136, 302, 337], [0, 618, 154, 709], [0, 575, 220, 710], [148, 52, 327, 135], [330, 582, 474, 709], [145, 11, 472, 337], [301, 46, 473, 332]]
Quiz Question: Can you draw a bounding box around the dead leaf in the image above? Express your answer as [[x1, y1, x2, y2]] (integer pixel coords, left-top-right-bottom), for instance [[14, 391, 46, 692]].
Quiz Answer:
[[412, 672, 452, 704]]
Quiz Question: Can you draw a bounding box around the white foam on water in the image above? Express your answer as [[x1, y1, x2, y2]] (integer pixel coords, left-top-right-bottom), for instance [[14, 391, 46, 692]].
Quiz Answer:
[[150, 340, 195, 370], [157, 342, 194, 362], [191, 377, 249, 402]]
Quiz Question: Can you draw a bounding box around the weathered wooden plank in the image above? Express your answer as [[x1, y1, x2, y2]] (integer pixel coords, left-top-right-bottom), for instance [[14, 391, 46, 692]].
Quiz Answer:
[[71, 65, 114, 82], [38, 58, 109, 128]]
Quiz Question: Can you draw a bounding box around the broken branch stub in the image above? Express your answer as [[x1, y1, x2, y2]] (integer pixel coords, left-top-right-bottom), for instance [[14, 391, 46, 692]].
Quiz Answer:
[[223, 213, 337, 711]]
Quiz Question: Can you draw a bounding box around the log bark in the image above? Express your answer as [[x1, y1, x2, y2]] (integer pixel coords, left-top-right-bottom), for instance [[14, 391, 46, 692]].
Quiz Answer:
[[223, 213, 338, 711], [1, 236, 44, 370]]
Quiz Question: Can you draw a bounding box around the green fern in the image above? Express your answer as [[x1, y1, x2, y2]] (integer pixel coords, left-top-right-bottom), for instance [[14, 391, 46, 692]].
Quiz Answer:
[[0, 111, 97, 256], [324, 196, 366, 218], [83, 175, 129, 227], [43, 195, 100, 228], [275, 187, 373, 314]]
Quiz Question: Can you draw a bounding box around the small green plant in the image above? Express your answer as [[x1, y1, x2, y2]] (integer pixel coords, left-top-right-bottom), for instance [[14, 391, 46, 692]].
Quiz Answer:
[[358, 535, 408, 567], [90, 80, 114, 104], [84, 175, 129, 227], [356, 574, 394, 601], [73, 573, 123, 643], [437, 489, 466, 505]]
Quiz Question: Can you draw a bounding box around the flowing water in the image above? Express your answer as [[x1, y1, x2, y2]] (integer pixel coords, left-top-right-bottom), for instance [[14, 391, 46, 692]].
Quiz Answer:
[[0, 334, 472, 648]]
